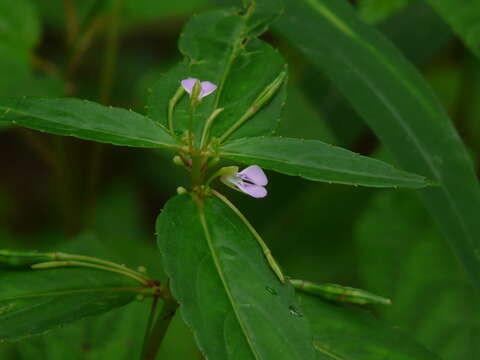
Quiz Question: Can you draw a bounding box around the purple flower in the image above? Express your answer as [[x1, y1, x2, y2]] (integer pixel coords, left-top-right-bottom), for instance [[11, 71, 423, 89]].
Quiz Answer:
[[181, 78, 217, 100], [221, 165, 268, 198]]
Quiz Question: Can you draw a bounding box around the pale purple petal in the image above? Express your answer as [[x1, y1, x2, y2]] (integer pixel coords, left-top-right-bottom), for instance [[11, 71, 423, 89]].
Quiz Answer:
[[238, 165, 268, 186], [181, 78, 198, 95], [236, 182, 267, 198], [199, 81, 217, 98]]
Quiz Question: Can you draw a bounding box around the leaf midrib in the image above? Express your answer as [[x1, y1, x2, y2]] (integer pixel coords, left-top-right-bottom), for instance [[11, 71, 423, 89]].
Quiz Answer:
[[197, 201, 259, 359], [211, 13, 248, 111]]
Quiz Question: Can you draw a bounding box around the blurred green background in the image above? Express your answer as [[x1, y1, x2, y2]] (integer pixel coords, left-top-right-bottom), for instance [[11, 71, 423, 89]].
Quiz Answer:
[[0, 0, 479, 358]]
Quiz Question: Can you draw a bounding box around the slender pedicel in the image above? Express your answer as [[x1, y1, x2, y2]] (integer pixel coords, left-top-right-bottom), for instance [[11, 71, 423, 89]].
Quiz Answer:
[[212, 189, 285, 283], [200, 108, 224, 149], [31, 260, 151, 286], [168, 86, 186, 135]]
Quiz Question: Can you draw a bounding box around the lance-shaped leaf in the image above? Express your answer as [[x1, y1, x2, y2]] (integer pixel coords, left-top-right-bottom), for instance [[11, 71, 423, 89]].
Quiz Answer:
[[156, 195, 316, 360], [148, 7, 286, 141], [274, 0, 480, 287], [0, 267, 142, 341], [220, 137, 430, 188], [0, 97, 180, 149], [299, 293, 441, 360], [424, 0, 480, 58]]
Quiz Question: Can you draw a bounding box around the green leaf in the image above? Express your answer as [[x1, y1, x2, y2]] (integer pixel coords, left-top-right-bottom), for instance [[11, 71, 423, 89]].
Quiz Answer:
[[377, 1, 452, 66], [156, 194, 316, 360], [31, 0, 107, 32], [424, 0, 480, 58], [358, 0, 412, 24], [299, 293, 441, 360], [274, 0, 480, 287], [0, 0, 40, 52], [220, 137, 430, 188], [356, 190, 480, 359], [0, 267, 141, 341], [148, 8, 286, 141], [0, 0, 62, 99], [0, 97, 180, 149]]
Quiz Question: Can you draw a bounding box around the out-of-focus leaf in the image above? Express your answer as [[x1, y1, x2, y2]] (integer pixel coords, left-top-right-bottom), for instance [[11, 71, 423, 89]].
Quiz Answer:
[[92, 182, 165, 279], [0, 250, 55, 268], [0, 97, 180, 149], [31, 0, 99, 30], [278, 86, 335, 142], [0, 267, 141, 341], [220, 137, 431, 188], [0, 0, 40, 52], [463, 57, 480, 156], [357, 0, 412, 24], [355, 190, 480, 359], [424, 0, 480, 58], [34, 0, 210, 31], [299, 293, 442, 360], [275, 0, 480, 288], [0, 0, 62, 100], [260, 182, 372, 281], [148, 7, 286, 141], [378, 1, 452, 65], [123, 0, 210, 24], [156, 194, 316, 360], [299, 1, 453, 148]]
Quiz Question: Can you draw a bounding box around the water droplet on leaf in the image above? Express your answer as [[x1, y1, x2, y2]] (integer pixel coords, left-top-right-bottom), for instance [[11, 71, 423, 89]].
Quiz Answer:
[[288, 305, 303, 317], [265, 286, 277, 295]]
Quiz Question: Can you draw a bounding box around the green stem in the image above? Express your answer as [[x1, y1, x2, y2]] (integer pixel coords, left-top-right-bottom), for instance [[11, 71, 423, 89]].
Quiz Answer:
[[31, 260, 151, 286], [84, 141, 104, 227], [212, 190, 285, 283], [168, 86, 186, 136], [140, 296, 160, 359], [16, 128, 55, 167], [191, 154, 203, 186], [54, 252, 153, 283], [188, 105, 197, 150], [63, 0, 79, 47], [66, 15, 109, 78], [200, 108, 224, 149], [213, 39, 242, 110], [99, 0, 122, 104], [143, 294, 179, 359], [52, 136, 79, 236]]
